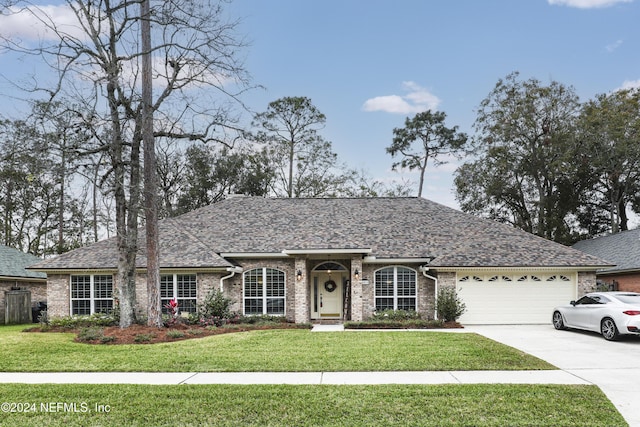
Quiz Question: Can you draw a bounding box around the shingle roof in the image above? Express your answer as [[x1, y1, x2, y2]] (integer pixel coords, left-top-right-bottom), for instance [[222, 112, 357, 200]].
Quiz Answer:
[[0, 245, 46, 279], [30, 197, 609, 271], [573, 229, 638, 273]]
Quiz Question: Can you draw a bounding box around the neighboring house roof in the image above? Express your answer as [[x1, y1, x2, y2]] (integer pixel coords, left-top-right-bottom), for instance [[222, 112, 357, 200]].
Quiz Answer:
[[0, 245, 46, 280], [30, 197, 610, 271], [573, 229, 639, 274]]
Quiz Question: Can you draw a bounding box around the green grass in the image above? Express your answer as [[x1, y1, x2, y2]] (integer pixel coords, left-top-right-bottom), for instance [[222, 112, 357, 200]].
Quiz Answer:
[[0, 326, 553, 372], [0, 383, 625, 427]]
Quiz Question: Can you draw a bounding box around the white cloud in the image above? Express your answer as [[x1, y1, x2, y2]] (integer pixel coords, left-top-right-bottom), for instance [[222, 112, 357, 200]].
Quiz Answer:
[[548, 0, 632, 8], [606, 39, 623, 52], [618, 79, 640, 90], [0, 4, 85, 41], [362, 81, 441, 114]]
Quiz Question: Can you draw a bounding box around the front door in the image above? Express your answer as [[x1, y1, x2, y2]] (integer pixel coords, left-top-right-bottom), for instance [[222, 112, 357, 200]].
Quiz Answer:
[[311, 272, 344, 319]]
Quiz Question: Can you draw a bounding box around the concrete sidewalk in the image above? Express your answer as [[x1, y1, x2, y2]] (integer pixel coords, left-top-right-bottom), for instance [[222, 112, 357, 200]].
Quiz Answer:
[[0, 370, 589, 385]]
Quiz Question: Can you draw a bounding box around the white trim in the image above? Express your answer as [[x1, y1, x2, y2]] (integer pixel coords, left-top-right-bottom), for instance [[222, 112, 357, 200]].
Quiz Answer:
[[69, 274, 114, 315], [160, 273, 198, 314], [364, 256, 433, 264], [373, 266, 418, 312], [242, 267, 286, 316], [443, 266, 601, 273], [283, 248, 372, 256], [221, 253, 286, 258]]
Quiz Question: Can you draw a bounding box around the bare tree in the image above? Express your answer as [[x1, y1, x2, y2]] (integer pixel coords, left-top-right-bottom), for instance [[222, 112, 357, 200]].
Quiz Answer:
[[1, 0, 251, 327]]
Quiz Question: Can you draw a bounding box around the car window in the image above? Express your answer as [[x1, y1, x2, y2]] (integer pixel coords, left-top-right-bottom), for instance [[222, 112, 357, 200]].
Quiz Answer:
[[614, 294, 640, 304], [575, 296, 600, 305]]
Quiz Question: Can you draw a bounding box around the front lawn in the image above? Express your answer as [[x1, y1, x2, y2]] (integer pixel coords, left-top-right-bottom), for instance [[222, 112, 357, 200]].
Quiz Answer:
[[0, 383, 626, 427], [0, 325, 553, 372]]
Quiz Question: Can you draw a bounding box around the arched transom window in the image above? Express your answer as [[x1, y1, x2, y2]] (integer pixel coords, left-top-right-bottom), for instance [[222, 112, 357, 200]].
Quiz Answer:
[[243, 268, 286, 316], [374, 266, 417, 312]]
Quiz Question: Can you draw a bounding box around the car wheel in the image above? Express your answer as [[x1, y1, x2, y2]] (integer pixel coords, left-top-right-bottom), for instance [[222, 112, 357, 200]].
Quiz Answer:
[[601, 317, 619, 341], [552, 311, 566, 330]]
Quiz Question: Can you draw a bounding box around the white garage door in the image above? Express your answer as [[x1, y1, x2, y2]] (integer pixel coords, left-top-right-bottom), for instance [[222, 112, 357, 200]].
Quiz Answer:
[[456, 273, 576, 324]]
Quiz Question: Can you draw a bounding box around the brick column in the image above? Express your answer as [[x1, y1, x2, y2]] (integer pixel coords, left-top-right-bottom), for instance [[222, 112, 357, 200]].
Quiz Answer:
[[294, 258, 309, 323], [350, 257, 363, 321]]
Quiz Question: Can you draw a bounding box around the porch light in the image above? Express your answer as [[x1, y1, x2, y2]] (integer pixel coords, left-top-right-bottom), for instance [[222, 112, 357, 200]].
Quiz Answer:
[[354, 269, 359, 280], [296, 270, 302, 281]]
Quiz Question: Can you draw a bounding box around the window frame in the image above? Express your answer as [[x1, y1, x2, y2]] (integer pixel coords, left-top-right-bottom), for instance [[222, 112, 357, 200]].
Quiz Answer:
[[243, 267, 286, 316], [70, 274, 114, 315], [160, 273, 198, 314], [374, 266, 417, 312]]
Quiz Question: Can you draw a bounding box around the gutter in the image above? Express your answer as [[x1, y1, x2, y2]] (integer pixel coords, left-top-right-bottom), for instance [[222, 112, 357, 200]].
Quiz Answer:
[[220, 266, 243, 291], [419, 264, 438, 320]]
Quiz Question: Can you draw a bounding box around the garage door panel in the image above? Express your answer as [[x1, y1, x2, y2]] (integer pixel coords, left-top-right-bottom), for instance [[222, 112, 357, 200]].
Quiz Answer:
[[456, 274, 576, 324]]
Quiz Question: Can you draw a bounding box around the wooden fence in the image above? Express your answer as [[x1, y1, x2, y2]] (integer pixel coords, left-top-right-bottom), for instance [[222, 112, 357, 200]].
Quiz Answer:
[[4, 290, 32, 324]]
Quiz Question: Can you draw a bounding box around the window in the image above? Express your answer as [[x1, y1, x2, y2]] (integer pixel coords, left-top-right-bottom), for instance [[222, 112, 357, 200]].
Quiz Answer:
[[243, 268, 285, 316], [70, 275, 114, 315], [161, 274, 197, 314], [374, 266, 417, 311]]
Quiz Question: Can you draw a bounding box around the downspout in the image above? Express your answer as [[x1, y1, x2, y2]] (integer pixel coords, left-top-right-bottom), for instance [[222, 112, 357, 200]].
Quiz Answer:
[[420, 265, 438, 320], [220, 266, 243, 292]]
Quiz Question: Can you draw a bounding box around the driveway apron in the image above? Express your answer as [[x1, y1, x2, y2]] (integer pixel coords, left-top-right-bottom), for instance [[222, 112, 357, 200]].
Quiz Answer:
[[467, 324, 640, 427]]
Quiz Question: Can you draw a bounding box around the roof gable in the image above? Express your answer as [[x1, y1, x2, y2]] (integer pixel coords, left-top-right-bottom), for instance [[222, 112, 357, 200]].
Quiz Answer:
[[0, 245, 46, 279], [573, 230, 638, 273]]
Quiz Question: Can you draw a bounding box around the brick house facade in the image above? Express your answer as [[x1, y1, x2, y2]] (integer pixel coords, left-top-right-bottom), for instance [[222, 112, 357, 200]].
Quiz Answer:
[[31, 197, 608, 324]]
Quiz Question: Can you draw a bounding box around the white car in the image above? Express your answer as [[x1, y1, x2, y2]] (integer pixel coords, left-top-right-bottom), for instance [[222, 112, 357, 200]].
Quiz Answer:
[[552, 292, 640, 341]]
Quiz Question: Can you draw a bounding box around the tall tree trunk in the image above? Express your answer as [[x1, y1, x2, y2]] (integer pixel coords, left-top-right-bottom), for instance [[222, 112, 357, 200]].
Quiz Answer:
[[141, 0, 162, 328], [58, 142, 66, 254], [108, 78, 139, 328], [287, 141, 294, 198], [618, 197, 628, 232]]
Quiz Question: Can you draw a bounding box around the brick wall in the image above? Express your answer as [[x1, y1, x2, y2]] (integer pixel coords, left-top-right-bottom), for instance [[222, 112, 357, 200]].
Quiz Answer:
[[358, 264, 437, 321], [577, 271, 597, 296], [598, 272, 640, 293], [46, 274, 70, 318], [231, 259, 297, 322]]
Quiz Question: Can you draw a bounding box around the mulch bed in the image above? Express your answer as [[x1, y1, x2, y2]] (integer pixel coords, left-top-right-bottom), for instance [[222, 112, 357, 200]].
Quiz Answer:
[[25, 323, 310, 345], [24, 321, 462, 345]]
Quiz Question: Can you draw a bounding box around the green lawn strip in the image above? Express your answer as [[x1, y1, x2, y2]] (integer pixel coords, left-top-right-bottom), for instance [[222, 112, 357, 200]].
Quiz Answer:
[[0, 383, 625, 427], [0, 327, 553, 372]]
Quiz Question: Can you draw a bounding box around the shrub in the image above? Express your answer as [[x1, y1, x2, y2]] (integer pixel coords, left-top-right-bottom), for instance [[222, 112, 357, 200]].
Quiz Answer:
[[236, 314, 288, 325], [48, 313, 118, 329], [134, 333, 156, 343], [163, 298, 179, 327], [194, 289, 237, 327], [436, 288, 467, 322], [166, 330, 185, 339], [345, 319, 444, 329], [37, 310, 49, 326], [371, 309, 421, 321], [77, 327, 106, 342], [198, 289, 232, 319]]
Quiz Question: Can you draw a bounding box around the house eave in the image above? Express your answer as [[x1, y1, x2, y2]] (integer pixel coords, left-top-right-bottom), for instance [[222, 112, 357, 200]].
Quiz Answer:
[[28, 266, 232, 275], [221, 252, 288, 259], [596, 267, 640, 276], [431, 265, 612, 272], [363, 256, 434, 264], [0, 275, 46, 282], [282, 248, 373, 256]]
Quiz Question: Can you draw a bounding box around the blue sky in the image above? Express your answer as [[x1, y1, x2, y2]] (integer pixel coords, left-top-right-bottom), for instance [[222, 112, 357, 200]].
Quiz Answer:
[[225, 0, 639, 206], [1, 0, 638, 207]]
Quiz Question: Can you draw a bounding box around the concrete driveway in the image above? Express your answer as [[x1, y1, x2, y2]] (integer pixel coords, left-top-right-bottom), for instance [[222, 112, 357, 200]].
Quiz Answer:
[[468, 324, 640, 427]]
